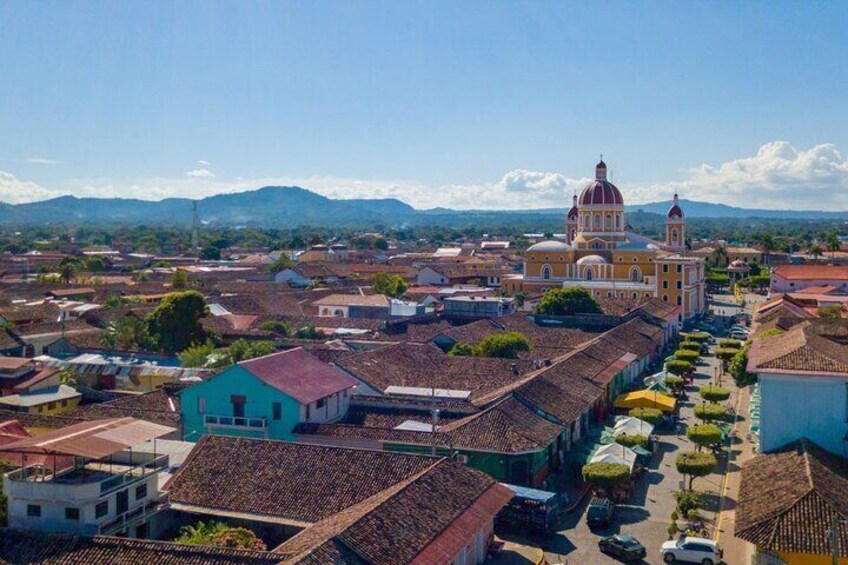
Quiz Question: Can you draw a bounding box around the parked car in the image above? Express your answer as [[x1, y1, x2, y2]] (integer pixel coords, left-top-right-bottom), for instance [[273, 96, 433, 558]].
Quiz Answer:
[[729, 329, 749, 340], [660, 536, 723, 564], [497, 483, 564, 534], [598, 534, 647, 562], [586, 497, 615, 528]]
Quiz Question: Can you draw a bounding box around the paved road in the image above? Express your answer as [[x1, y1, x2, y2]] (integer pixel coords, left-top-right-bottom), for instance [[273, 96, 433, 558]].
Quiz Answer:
[[537, 317, 750, 565]]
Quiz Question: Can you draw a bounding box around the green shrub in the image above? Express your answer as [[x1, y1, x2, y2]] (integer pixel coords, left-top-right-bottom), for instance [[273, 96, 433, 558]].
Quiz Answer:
[[581, 462, 631, 488], [717, 339, 742, 349], [665, 360, 693, 376], [474, 332, 531, 359], [615, 434, 649, 448], [694, 403, 728, 422], [679, 341, 701, 352], [700, 385, 731, 403], [674, 349, 700, 363], [729, 343, 757, 387], [674, 490, 704, 514], [628, 407, 664, 425]]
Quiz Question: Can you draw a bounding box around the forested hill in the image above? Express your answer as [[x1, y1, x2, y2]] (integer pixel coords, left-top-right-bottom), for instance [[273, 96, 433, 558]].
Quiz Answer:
[[1, 186, 845, 227]]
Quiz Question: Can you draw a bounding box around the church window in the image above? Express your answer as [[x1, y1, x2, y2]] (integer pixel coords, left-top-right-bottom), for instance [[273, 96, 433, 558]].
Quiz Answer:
[[630, 267, 641, 282], [594, 214, 601, 229], [662, 295, 668, 302], [633, 257, 638, 262], [585, 269, 593, 281], [631, 292, 637, 299], [542, 265, 552, 280], [677, 295, 682, 306], [607, 292, 612, 297], [615, 215, 620, 228]]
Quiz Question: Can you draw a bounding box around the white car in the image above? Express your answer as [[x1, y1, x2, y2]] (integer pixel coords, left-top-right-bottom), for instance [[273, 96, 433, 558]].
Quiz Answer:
[[728, 329, 749, 340], [661, 536, 723, 564]]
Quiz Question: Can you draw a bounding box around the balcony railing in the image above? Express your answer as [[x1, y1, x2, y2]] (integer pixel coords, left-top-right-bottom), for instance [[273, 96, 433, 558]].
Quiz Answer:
[[99, 500, 163, 535], [98, 454, 169, 495], [203, 414, 267, 429]]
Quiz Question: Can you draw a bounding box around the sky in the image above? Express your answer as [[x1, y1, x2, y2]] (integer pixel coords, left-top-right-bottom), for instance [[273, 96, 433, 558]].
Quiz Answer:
[[1, 1, 848, 211]]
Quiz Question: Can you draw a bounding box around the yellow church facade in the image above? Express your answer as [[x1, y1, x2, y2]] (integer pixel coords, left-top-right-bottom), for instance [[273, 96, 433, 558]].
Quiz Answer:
[[503, 159, 706, 321]]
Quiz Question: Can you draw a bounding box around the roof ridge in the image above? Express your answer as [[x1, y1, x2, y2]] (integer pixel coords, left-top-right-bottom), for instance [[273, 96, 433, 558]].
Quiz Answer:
[[238, 346, 304, 367]]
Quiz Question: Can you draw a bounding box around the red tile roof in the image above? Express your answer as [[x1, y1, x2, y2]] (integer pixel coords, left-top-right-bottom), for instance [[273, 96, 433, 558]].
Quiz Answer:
[[772, 264, 848, 280], [239, 347, 357, 404]]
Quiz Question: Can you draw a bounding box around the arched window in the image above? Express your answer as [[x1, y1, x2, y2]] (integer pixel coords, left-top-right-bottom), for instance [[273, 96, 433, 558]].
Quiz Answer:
[[605, 214, 612, 230], [631, 292, 637, 299], [542, 265, 552, 280], [671, 228, 678, 244], [322, 308, 330, 316], [594, 214, 601, 229], [630, 266, 641, 282], [334, 309, 345, 317], [615, 214, 620, 229], [585, 268, 593, 281]]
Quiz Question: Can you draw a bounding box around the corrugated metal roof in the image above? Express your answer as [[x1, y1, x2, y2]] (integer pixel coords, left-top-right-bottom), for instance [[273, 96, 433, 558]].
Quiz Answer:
[[0, 417, 175, 459]]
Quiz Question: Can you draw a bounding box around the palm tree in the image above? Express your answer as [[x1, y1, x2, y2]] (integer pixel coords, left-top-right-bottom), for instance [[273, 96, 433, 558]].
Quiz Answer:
[[58, 257, 79, 285], [714, 243, 728, 268], [810, 244, 824, 262], [758, 233, 776, 266], [825, 232, 841, 261]]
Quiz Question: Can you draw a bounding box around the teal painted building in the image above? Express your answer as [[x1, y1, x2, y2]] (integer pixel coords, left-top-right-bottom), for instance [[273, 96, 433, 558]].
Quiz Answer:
[[180, 348, 358, 442]]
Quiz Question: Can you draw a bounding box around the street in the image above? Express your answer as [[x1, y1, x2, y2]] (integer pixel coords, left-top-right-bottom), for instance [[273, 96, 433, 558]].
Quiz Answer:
[[507, 293, 760, 565]]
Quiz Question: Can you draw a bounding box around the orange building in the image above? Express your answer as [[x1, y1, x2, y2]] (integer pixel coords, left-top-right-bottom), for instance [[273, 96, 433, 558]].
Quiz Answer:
[[503, 159, 705, 320]]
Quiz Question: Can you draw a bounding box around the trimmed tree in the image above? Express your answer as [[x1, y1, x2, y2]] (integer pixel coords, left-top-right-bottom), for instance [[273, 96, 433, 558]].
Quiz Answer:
[[687, 423, 722, 451], [676, 451, 718, 490], [729, 343, 757, 387], [615, 434, 649, 449], [717, 339, 742, 349], [582, 462, 631, 490], [535, 287, 602, 316], [679, 341, 701, 353], [684, 332, 711, 344], [665, 375, 686, 394], [700, 385, 730, 403], [694, 403, 728, 422], [665, 360, 693, 377], [628, 407, 663, 426], [714, 348, 738, 362], [674, 349, 699, 363]]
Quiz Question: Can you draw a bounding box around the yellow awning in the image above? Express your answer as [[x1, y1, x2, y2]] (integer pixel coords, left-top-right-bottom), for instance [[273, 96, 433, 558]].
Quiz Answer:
[[614, 390, 677, 412]]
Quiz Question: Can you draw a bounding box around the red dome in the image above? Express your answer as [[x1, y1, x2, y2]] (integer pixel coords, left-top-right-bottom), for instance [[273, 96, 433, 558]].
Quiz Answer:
[[567, 205, 579, 220], [578, 180, 624, 206], [667, 204, 684, 219]]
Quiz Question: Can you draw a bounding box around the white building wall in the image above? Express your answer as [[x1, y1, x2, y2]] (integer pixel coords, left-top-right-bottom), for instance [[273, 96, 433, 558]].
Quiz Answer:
[[759, 373, 848, 456]]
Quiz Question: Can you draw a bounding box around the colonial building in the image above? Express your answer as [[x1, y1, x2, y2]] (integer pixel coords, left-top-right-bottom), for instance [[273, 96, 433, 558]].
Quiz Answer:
[[503, 159, 706, 320]]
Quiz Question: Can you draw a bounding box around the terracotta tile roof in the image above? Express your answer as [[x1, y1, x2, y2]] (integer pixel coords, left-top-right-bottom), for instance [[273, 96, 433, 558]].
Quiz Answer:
[[0, 531, 282, 564], [749, 321, 848, 375], [514, 374, 598, 425], [736, 439, 848, 557], [65, 388, 180, 427], [165, 436, 438, 523], [0, 357, 32, 371], [312, 294, 391, 308], [436, 314, 599, 359], [437, 396, 562, 453], [772, 264, 848, 280], [336, 342, 534, 404], [276, 461, 510, 565]]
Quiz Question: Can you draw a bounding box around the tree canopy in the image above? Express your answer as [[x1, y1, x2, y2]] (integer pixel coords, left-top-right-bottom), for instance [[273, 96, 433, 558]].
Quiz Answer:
[[147, 291, 209, 353], [534, 287, 602, 316], [686, 424, 722, 451], [675, 451, 718, 490], [473, 332, 532, 359], [369, 272, 408, 298], [582, 462, 631, 489]]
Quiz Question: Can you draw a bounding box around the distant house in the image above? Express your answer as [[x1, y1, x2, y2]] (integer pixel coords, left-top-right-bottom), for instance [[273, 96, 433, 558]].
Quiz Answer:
[[770, 264, 848, 295], [313, 293, 392, 320], [47, 288, 96, 301], [417, 265, 506, 287], [273, 267, 312, 287], [179, 348, 358, 442], [0, 385, 82, 415], [442, 295, 516, 320]]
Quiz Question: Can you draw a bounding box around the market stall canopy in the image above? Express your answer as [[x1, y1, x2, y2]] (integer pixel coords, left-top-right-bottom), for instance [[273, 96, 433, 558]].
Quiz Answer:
[[614, 417, 655, 437], [613, 390, 676, 413], [589, 443, 637, 473]]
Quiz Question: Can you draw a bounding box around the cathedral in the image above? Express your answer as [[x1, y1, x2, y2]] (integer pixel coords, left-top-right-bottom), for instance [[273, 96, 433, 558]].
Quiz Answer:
[[503, 159, 706, 320]]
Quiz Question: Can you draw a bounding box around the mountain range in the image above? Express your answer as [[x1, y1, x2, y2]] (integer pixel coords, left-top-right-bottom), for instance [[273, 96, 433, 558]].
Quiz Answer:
[[0, 187, 845, 227]]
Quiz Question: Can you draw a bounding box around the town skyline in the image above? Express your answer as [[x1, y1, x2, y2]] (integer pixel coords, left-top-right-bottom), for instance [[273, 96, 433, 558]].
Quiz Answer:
[[2, 2, 848, 210]]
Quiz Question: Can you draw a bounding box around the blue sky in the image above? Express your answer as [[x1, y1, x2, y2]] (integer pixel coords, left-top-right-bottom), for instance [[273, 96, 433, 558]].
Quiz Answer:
[[1, 1, 847, 209]]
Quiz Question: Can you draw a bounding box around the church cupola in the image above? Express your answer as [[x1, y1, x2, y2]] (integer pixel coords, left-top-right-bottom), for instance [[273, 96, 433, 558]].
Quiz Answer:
[[665, 192, 685, 251], [595, 158, 608, 181]]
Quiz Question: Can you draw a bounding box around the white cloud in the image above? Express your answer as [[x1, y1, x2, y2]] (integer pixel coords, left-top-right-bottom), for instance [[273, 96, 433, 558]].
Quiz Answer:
[[26, 157, 62, 165], [196, 160, 210, 166], [0, 171, 63, 203], [2, 141, 848, 211]]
